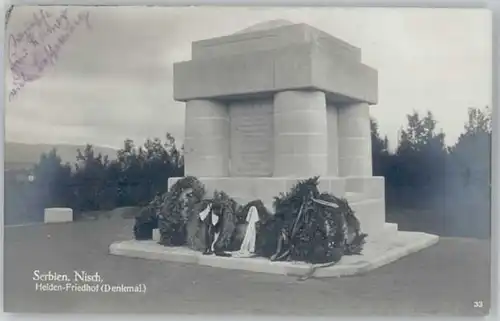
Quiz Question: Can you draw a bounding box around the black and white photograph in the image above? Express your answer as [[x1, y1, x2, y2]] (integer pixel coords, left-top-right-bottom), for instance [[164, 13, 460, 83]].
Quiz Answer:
[[3, 5, 493, 315]]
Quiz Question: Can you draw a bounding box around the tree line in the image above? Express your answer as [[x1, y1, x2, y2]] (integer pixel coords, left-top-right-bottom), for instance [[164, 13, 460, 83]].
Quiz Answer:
[[5, 134, 184, 223], [371, 106, 491, 238], [5, 107, 491, 237]]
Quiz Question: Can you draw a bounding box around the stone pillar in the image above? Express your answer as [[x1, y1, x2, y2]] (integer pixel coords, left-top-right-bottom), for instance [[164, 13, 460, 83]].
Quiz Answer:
[[326, 103, 339, 176], [338, 102, 372, 177], [273, 90, 328, 177], [184, 99, 229, 177]]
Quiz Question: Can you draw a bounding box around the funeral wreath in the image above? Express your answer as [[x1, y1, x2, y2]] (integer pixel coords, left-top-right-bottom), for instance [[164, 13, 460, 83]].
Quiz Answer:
[[133, 176, 367, 265]]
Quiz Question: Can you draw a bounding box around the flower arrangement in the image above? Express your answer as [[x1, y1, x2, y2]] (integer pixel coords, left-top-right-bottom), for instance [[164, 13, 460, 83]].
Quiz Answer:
[[257, 176, 367, 264], [230, 199, 273, 252], [133, 193, 164, 240], [157, 176, 206, 246]]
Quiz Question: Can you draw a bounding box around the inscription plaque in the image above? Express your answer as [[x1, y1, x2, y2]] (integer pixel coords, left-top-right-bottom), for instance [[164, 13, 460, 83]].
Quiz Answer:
[[229, 99, 274, 177]]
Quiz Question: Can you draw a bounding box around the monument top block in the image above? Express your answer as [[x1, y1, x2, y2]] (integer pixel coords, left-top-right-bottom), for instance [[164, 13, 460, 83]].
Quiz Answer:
[[192, 20, 362, 63], [174, 20, 378, 104]]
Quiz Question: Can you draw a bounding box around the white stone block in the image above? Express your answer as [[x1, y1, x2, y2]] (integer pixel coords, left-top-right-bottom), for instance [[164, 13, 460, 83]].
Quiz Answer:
[[167, 177, 182, 190], [350, 198, 385, 235], [152, 229, 161, 242], [345, 176, 385, 199], [44, 208, 73, 223], [329, 178, 346, 196], [380, 223, 399, 237], [344, 192, 365, 203]]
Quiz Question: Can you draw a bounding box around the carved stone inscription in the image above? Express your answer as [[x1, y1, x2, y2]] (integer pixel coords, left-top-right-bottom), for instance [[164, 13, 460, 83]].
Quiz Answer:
[[229, 99, 274, 177]]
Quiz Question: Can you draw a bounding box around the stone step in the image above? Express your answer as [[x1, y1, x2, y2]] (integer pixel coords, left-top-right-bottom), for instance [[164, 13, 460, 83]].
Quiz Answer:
[[344, 192, 365, 203], [349, 198, 385, 236], [383, 222, 398, 235], [368, 222, 398, 239]]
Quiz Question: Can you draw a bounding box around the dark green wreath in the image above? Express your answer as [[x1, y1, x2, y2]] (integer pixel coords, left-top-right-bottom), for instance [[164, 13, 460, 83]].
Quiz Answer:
[[212, 190, 241, 251], [228, 199, 273, 251], [317, 193, 367, 255], [251, 177, 320, 258], [157, 176, 206, 246], [185, 199, 212, 251], [185, 190, 241, 252], [133, 194, 165, 240], [257, 176, 367, 264]]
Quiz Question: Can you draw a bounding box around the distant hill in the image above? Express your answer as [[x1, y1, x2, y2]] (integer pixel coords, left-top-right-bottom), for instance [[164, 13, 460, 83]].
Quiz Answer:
[[5, 142, 117, 170]]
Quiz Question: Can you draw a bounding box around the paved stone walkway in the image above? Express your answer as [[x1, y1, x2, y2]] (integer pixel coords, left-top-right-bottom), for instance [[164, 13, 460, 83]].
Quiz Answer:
[[3, 218, 491, 316]]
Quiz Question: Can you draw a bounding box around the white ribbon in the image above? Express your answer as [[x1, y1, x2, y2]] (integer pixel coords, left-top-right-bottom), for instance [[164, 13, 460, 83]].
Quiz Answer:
[[237, 206, 260, 256], [198, 203, 212, 221], [199, 203, 222, 252], [211, 212, 219, 226], [211, 232, 220, 251]]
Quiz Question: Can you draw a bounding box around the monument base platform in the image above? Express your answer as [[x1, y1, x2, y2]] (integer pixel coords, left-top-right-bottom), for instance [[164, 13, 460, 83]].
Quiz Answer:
[[109, 226, 439, 278]]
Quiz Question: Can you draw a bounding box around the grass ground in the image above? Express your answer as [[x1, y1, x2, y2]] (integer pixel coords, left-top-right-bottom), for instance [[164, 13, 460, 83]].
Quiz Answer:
[[3, 216, 491, 316]]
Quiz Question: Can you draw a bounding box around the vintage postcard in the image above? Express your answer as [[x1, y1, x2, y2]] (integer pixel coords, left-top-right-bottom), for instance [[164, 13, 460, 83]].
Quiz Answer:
[[3, 5, 493, 315]]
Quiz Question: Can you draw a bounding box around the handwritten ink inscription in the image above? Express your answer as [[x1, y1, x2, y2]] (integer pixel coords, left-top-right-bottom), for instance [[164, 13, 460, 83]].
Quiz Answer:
[[8, 9, 91, 101]]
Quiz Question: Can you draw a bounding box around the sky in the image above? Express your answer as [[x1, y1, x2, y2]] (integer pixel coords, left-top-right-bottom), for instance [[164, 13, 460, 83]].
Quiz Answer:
[[5, 6, 492, 150]]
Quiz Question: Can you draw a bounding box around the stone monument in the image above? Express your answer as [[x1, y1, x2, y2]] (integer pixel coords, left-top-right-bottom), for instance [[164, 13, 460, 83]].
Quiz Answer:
[[110, 20, 439, 278], [170, 20, 385, 237]]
